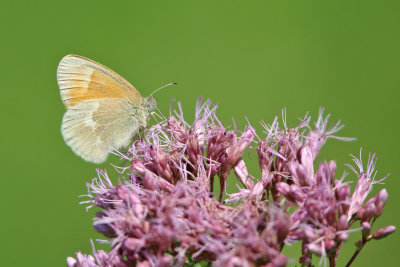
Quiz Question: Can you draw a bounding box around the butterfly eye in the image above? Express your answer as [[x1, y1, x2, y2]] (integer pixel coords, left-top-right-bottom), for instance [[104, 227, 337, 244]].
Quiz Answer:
[[145, 97, 156, 111]]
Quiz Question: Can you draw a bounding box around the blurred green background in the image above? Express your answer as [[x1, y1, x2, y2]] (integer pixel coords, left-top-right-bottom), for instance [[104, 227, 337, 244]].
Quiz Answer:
[[1, 1, 398, 266]]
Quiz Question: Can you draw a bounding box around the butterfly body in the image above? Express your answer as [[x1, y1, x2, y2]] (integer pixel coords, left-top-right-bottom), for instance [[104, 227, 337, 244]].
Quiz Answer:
[[57, 55, 155, 163]]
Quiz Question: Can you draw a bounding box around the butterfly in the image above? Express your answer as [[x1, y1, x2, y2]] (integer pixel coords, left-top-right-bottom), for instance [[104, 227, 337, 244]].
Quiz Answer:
[[57, 55, 160, 164]]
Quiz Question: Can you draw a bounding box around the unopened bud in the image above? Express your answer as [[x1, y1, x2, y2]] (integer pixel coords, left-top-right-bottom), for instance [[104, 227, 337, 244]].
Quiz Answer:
[[66, 257, 77, 267], [357, 203, 376, 222], [276, 182, 291, 198], [93, 223, 116, 238], [372, 225, 396, 240], [361, 222, 371, 239], [290, 184, 306, 203], [335, 182, 350, 201], [123, 237, 145, 250], [307, 243, 322, 255], [304, 227, 318, 242], [137, 261, 151, 267], [374, 189, 388, 217], [143, 171, 155, 190], [324, 239, 336, 251], [337, 231, 349, 241], [337, 214, 349, 231]]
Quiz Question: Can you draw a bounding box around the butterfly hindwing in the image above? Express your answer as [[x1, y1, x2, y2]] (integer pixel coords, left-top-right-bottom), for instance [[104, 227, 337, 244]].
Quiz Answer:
[[61, 98, 139, 163]]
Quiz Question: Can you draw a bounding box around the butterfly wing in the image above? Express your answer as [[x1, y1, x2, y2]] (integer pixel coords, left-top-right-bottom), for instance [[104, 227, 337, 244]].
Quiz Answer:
[[57, 54, 143, 109], [61, 98, 140, 163]]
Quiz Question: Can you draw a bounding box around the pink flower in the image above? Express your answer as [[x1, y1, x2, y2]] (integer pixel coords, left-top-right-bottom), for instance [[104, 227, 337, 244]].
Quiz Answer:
[[346, 150, 388, 220], [68, 99, 393, 267]]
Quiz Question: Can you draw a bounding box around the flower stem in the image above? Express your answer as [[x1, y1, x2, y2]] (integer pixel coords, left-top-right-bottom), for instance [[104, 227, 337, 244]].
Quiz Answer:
[[345, 243, 364, 267]]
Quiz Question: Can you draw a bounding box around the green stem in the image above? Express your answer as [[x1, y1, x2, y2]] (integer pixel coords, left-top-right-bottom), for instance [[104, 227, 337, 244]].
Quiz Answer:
[[345, 243, 364, 267]]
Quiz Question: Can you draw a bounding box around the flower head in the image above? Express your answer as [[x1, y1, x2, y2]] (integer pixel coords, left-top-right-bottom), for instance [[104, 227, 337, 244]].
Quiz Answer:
[[69, 99, 393, 267]]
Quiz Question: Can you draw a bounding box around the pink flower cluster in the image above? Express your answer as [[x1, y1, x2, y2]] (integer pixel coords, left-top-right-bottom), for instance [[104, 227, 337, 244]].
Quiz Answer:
[[68, 99, 395, 267]]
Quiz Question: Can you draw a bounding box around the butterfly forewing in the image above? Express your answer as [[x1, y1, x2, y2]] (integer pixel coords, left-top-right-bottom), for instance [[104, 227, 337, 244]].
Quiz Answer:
[[57, 55, 143, 109]]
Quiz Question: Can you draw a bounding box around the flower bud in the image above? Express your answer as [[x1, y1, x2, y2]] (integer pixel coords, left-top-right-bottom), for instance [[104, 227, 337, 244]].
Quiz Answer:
[[315, 160, 336, 185], [357, 203, 376, 222], [234, 159, 253, 189], [304, 227, 318, 242], [123, 237, 145, 250], [324, 238, 336, 251], [93, 222, 116, 238], [66, 257, 77, 267], [250, 181, 265, 198], [116, 185, 144, 216], [337, 215, 349, 231], [143, 171, 155, 190], [137, 261, 151, 267], [276, 182, 291, 198], [372, 225, 396, 240], [290, 184, 306, 203], [307, 243, 323, 255], [335, 181, 350, 201], [288, 162, 312, 187], [337, 231, 349, 242], [374, 189, 388, 217], [361, 222, 371, 239]]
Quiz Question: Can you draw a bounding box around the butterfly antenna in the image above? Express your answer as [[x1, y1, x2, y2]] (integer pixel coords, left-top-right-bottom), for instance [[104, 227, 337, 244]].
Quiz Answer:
[[149, 82, 177, 97]]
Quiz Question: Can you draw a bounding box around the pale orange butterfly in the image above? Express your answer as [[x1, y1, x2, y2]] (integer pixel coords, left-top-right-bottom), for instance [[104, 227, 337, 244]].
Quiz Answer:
[[57, 55, 172, 163]]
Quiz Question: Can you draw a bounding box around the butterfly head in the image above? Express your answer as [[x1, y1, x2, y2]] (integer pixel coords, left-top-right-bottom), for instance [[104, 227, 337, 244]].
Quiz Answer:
[[144, 96, 157, 112]]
